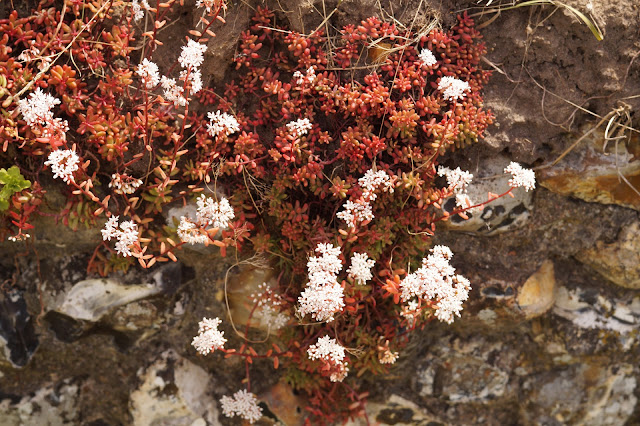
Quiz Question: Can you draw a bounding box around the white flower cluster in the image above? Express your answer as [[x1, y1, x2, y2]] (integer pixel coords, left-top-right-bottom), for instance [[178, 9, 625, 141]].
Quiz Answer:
[[418, 48, 437, 67], [438, 76, 470, 101], [298, 243, 345, 322], [196, 194, 234, 228], [307, 335, 349, 382], [44, 149, 79, 184], [160, 76, 186, 107], [337, 169, 394, 228], [346, 252, 375, 285], [177, 39, 206, 96], [504, 162, 536, 192], [359, 169, 394, 198], [17, 89, 58, 126], [155, 39, 207, 106], [177, 195, 235, 244], [177, 217, 208, 245], [177, 195, 234, 244], [17, 40, 52, 71], [195, 0, 217, 13], [179, 39, 208, 69], [7, 233, 30, 242], [109, 173, 142, 195], [206, 110, 240, 138], [337, 200, 373, 226], [220, 389, 263, 424], [438, 166, 474, 208], [18, 88, 69, 137], [400, 299, 420, 324], [191, 317, 227, 355], [131, 0, 150, 22], [136, 58, 160, 89], [378, 348, 399, 365], [180, 68, 203, 94], [293, 66, 317, 86], [286, 118, 313, 138], [101, 216, 139, 257], [251, 282, 289, 331], [399, 245, 471, 324]]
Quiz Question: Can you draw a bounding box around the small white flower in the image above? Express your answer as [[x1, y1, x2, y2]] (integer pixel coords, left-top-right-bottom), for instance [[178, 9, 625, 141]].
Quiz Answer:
[[298, 281, 345, 322], [286, 118, 312, 138], [7, 233, 30, 242], [298, 243, 345, 322], [336, 200, 373, 228], [178, 39, 207, 70], [207, 110, 240, 138], [504, 162, 536, 192], [418, 48, 437, 67], [188, 69, 202, 94], [307, 335, 349, 382], [292, 71, 304, 85], [101, 216, 139, 257], [109, 173, 142, 195], [44, 149, 79, 184], [293, 67, 316, 86], [398, 245, 470, 324], [358, 169, 393, 199], [337, 169, 394, 229], [434, 274, 471, 324], [136, 58, 160, 89], [177, 216, 208, 244], [438, 76, 470, 101], [160, 76, 187, 107], [438, 166, 475, 209], [347, 252, 375, 285], [437, 166, 473, 193], [308, 335, 346, 363], [114, 220, 139, 257], [192, 317, 227, 355], [379, 349, 399, 364], [196, 195, 235, 229], [195, 0, 216, 13], [220, 389, 262, 424], [251, 283, 289, 330], [101, 216, 120, 241], [131, 0, 149, 22], [308, 243, 342, 276], [18, 88, 61, 127]]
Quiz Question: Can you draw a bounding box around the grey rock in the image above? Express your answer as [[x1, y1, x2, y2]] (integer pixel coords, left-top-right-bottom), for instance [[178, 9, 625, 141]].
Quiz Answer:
[[442, 156, 534, 235], [0, 289, 38, 368], [0, 380, 79, 426]]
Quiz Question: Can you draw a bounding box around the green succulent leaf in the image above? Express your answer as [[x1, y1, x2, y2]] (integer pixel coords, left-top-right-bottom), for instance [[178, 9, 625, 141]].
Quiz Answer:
[[0, 166, 31, 211], [0, 166, 31, 192]]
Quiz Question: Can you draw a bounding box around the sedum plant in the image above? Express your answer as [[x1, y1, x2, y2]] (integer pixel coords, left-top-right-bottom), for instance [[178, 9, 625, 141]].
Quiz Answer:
[[0, 0, 536, 423]]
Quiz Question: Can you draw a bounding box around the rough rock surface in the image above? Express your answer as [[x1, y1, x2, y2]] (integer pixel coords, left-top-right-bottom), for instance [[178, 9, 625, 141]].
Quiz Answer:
[[2, 0, 640, 425]]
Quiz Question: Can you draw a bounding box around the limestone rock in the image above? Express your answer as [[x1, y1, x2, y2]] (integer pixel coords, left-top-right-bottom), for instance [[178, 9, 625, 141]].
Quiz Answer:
[[0, 380, 79, 426], [261, 382, 306, 426], [553, 286, 640, 336], [55, 278, 161, 322], [53, 263, 181, 322], [346, 394, 442, 426], [517, 260, 556, 319], [130, 349, 219, 426], [539, 128, 640, 210], [415, 337, 512, 404], [524, 363, 636, 426], [576, 221, 640, 288]]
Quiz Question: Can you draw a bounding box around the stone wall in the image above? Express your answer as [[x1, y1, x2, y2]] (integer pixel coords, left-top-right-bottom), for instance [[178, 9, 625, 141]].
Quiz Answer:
[[1, 0, 639, 424]]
